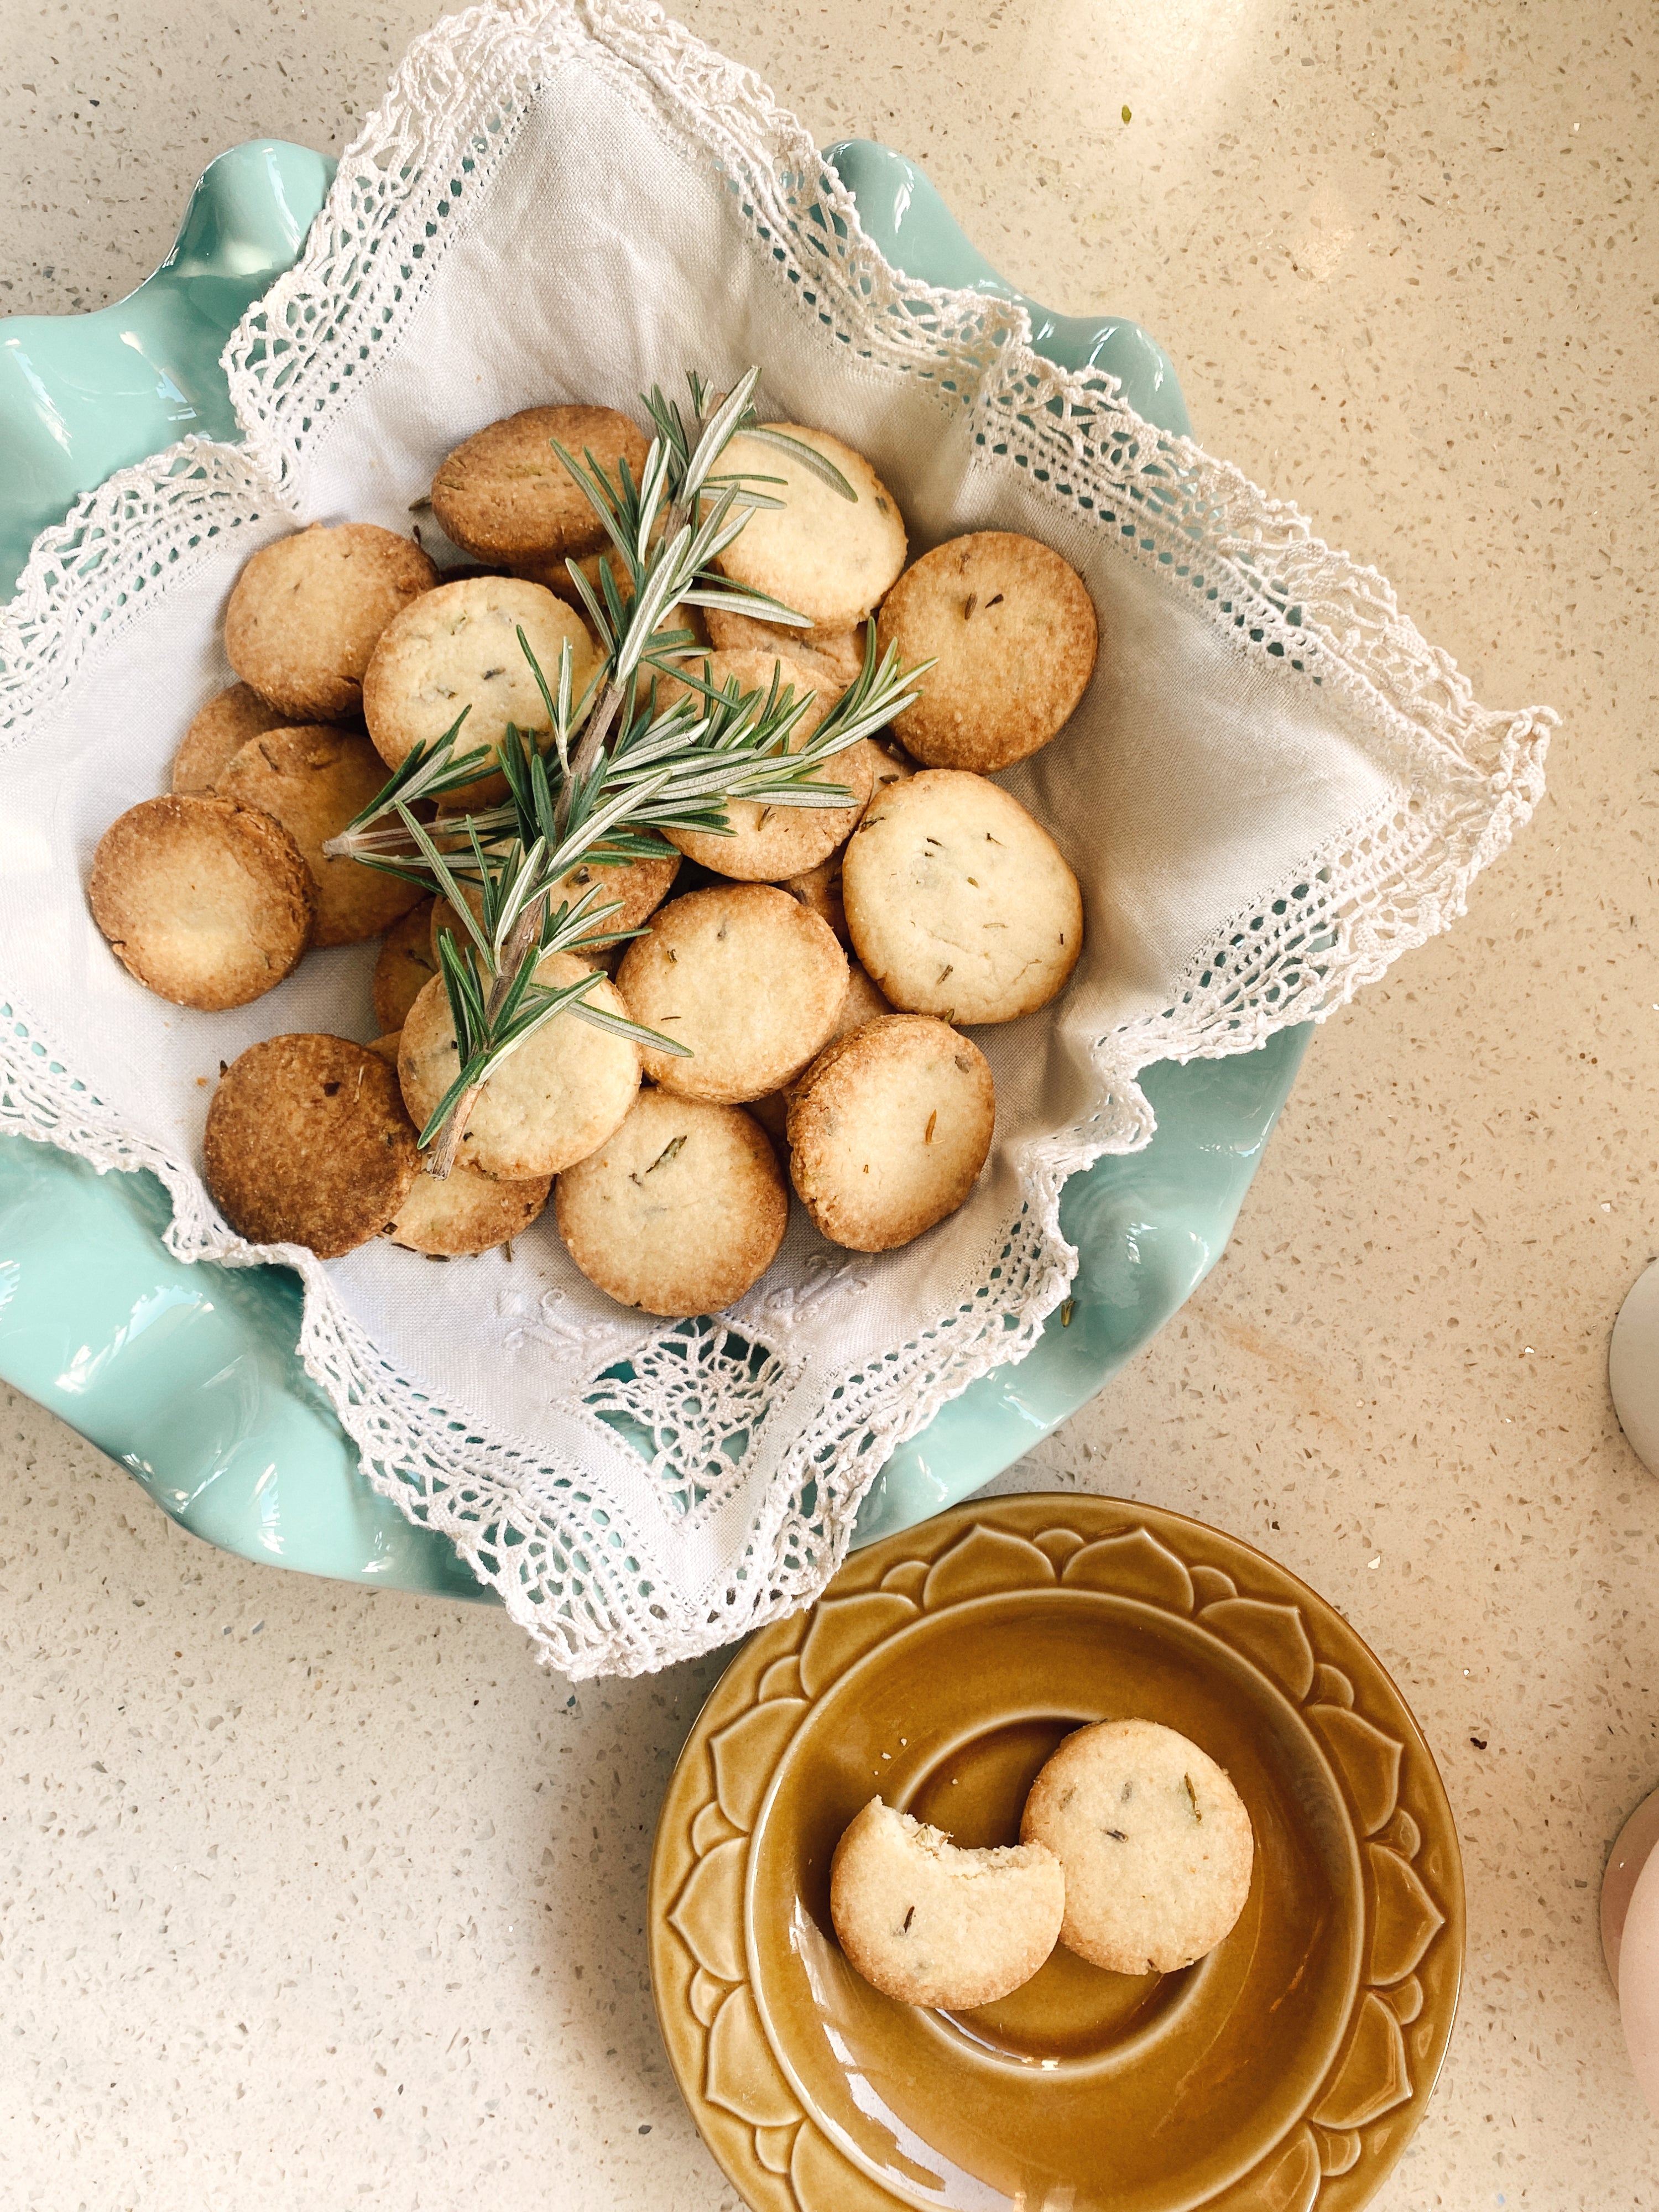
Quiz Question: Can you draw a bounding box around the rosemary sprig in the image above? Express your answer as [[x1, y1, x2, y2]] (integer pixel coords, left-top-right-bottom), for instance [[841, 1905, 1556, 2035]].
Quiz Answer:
[[326, 367, 929, 1177]]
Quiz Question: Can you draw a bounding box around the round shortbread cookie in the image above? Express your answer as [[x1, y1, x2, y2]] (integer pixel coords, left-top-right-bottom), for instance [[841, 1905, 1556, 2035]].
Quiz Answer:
[[710, 425, 906, 632], [1020, 1719, 1255, 1976], [781, 849, 849, 946], [829, 1798, 1065, 2011], [749, 964, 892, 1145], [843, 770, 1083, 1024], [431, 405, 650, 570], [703, 606, 867, 692], [398, 956, 639, 1180], [615, 884, 848, 1103], [373, 898, 438, 1033], [171, 683, 291, 796], [778, 746, 912, 947], [215, 726, 422, 947], [225, 523, 437, 723], [89, 795, 315, 1010], [878, 532, 1099, 771], [204, 1034, 420, 1259], [555, 1090, 788, 1317], [786, 1015, 994, 1252], [657, 649, 875, 881], [364, 575, 600, 807], [385, 1160, 550, 1258]]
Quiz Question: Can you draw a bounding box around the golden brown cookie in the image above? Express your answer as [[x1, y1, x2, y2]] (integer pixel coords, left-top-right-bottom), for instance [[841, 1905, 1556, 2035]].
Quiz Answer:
[[555, 1090, 787, 1317], [398, 956, 639, 1180], [363, 575, 600, 808], [776, 743, 914, 938], [703, 606, 867, 692], [225, 523, 437, 723], [830, 1798, 1065, 2011], [372, 898, 438, 1032], [749, 964, 892, 1144], [368, 1032, 402, 1063], [656, 649, 875, 881], [171, 683, 290, 796], [1020, 1720, 1255, 1975], [843, 769, 1083, 1023], [215, 726, 421, 947], [747, 1088, 791, 1149], [781, 849, 848, 946], [615, 884, 848, 1103], [88, 795, 314, 1010], [385, 1160, 551, 1257], [203, 1034, 420, 1258], [787, 1015, 995, 1252], [431, 405, 650, 573], [711, 425, 906, 631], [878, 532, 1098, 771]]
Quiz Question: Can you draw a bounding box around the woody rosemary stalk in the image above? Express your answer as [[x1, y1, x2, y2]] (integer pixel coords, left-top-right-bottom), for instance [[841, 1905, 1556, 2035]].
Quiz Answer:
[[325, 367, 929, 1177]]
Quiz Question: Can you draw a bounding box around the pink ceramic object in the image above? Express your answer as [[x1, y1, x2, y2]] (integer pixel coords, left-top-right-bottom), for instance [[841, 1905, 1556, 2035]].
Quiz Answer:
[[1603, 1787, 1659, 2116]]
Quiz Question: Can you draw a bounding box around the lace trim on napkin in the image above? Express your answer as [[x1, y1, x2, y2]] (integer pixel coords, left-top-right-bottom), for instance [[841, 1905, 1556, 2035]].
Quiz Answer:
[[0, 0, 1551, 1676]]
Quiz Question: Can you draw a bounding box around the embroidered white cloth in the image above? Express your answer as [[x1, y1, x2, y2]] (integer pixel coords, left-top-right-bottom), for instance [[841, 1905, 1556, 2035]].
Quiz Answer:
[[0, 0, 1551, 1676]]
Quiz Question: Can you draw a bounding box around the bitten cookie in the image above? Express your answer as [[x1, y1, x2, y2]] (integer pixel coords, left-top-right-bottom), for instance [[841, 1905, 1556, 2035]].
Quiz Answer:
[[363, 575, 600, 805], [225, 523, 437, 723], [215, 726, 424, 946], [658, 649, 875, 881], [385, 1161, 550, 1258], [398, 956, 639, 1180], [555, 1090, 789, 1317], [704, 606, 867, 693], [171, 683, 290, 795], [373, 898, 438, 1032], [830, 1799, 1065, 2011], [204, 1034, 420, 1258], [615, 884, 848, 1103], [89, 795, 315, 1010], [431, 405, 650, 574], [786, 1015, 994, 1252], [843, 770, 1083, 1023], [878, 532, 1099, 771], [1020, 1720, 1255, 1976], [711, 425, 906, 632]]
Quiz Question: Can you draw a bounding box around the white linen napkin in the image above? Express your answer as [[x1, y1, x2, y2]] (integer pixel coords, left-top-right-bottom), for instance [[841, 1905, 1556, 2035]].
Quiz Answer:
[[0, 0, 1551, 1676]]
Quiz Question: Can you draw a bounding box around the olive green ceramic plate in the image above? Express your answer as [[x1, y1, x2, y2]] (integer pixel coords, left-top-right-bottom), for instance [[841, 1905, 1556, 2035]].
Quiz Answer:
[[0, 140, 1308, 1598], [649, 1493, 1463, 2212]]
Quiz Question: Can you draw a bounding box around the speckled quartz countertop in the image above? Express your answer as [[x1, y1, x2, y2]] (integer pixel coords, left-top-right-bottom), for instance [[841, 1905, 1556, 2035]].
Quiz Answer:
[[2, 0, 1656, 2204]]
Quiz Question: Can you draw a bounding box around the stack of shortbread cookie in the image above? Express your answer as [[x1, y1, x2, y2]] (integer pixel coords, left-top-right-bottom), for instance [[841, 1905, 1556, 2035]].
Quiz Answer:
[[830, 1720, 1255, 2011], [86, 401, 1102, 1317]]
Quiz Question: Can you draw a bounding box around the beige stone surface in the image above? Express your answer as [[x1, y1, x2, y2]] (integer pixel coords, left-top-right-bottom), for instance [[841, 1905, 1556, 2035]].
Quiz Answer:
[[3, 0, 1658, 2203]]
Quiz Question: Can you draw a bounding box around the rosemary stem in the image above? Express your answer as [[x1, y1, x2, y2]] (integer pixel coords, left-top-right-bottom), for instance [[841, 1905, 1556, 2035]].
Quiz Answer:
[[425, 899, 546, 1178], [550, 445, 704, 842]]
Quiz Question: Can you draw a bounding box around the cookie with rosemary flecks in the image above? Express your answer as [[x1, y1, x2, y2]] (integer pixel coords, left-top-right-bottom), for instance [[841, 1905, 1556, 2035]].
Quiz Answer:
[[786, 1014, 994, 1252], [615, 883, 848, 1103], [225, 523, 437, 723], [555, 1089, 787, 1317]]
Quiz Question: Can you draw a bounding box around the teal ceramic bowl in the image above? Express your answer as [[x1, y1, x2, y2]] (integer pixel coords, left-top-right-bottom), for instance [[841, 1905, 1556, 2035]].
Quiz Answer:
[[0, 139, 1308, 1602]]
